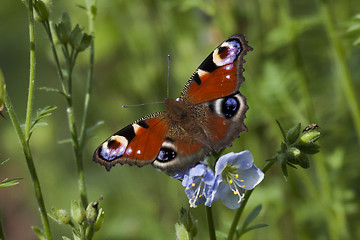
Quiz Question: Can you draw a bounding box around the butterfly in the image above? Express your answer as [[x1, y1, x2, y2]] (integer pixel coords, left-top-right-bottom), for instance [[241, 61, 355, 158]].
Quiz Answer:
[[93, 34, 253, 172]]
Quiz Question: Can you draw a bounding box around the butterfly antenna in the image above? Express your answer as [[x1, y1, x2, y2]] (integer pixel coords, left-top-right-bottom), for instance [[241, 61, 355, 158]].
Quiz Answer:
[[122, 101, 163, 108], [167, 54, 170, 98], [122, 55, 171, 108]]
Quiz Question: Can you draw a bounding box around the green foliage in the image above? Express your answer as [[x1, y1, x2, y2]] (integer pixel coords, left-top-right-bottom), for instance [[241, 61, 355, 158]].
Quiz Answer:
[[236, 205, 267, 238], [47, 199, 104, 239], [28, 106, 57, 140], [0, 159, 22, 188], [347, 13, 360, 46]]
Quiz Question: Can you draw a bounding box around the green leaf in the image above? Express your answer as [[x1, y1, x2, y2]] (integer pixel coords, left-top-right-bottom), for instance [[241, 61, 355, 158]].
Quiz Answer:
[[28, 106, 57, 139], [347, 23, 360, 33], [353, 37, 360, 46], [239, 224, 268, 236], [39, 87, 67, 97], [75, 4, 87, 10], [0, 158, 9, 165], [242, 205, 263, 229], [215, 230, 227, 239], [0, 178, 22, 188], [58, 138, 72, 145], [276, 120, 286, 140], [32, 226, 46, 240], [62, 237, 71, 240], [86, 121, 104, 138]]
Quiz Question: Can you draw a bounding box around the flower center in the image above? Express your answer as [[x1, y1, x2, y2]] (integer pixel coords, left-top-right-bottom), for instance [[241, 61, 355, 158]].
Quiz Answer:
[[186, 179, 206, 208], [222, 164, 246, 203]]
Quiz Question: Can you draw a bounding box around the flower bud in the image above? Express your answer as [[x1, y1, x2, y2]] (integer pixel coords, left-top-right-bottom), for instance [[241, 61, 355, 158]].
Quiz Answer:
[[286, 147, 301, 165], [48, 207, 71, 225], [86, 201, 99, 224], [299, 130, 321, 145], [175, 223, 191, 240], [178, 208, 197, 237], [55, 22, 69, 44], [94, 208, 104, 232], [77, 33, 92, 52], [33, 0, 49, 22], [71, 200, 85, 224], [286, 123, 301, 144], [69, 24, 84, 50]]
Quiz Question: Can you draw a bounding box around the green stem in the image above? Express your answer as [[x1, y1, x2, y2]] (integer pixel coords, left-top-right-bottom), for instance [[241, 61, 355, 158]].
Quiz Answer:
[[42, 20, 67, 94], [41, 14, 89, 208], [4, 91, 52, 239], [24, 0, 36, 141], [227, 161, 274, 240], [79, 13, 95, 147], [0, 208, 5, 240], [66, 97, 88, 207], [319, 0, 360, 144], [205, 206, 216, 240]]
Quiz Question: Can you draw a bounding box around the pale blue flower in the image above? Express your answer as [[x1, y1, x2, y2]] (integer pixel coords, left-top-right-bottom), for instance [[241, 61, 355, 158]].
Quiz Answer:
[[181, 164, 216, 208], [213, 151, 264, 209]]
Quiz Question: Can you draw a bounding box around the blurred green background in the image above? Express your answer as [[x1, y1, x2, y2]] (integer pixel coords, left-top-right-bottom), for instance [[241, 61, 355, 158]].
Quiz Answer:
[[1, 0, 360, 239]]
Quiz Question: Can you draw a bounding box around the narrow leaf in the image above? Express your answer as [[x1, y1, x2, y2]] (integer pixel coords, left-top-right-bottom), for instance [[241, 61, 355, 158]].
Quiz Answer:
[[240, 224, 268, 236], [29, 106, 57, 139], [0, 158, 9, 165], [0, 178, 22, 188], [39, 87, 67, 97], [276, 120, 286, 139], [86, 121, 104, 138], [242, 205, 263, 229], [32, 226, 46, 240], [58, 138, 72, 144]]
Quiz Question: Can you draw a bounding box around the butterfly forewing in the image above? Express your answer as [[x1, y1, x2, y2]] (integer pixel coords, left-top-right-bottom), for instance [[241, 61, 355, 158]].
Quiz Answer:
[[93, 113, 167, 171], [180, 34, 252, 104]]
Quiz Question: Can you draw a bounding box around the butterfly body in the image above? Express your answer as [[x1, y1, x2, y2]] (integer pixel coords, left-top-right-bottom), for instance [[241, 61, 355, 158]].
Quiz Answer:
[[94, 34, 252, 172]]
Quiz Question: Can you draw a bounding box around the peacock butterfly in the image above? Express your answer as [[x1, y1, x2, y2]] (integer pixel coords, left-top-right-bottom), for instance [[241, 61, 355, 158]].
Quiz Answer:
[[93, 34, 253, 172]]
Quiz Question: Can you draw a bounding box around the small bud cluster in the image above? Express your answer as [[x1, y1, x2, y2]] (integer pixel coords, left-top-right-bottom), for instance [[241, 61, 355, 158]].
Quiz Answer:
[[47, 198, 104, 239], [53, 13, 92, 52], [271, 122, 321, 178]]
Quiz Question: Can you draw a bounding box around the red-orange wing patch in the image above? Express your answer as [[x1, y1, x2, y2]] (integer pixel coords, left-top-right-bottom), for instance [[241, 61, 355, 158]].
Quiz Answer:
[[180, 34, 252, 104], [93, 113, 168, 171]]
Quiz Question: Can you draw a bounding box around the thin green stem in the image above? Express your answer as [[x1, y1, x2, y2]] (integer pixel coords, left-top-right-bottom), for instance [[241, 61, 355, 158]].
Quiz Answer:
[[24, 0, 36, 141], [42, 20, 67, 94], [0, 208, 5, 240], [227, 161, 274, 240], [319, 0, 360, 144], [205, 206, 216, 240], [4, 91, 52, 239], [41, 12, 89, 208], [79, 4, 95, 147]]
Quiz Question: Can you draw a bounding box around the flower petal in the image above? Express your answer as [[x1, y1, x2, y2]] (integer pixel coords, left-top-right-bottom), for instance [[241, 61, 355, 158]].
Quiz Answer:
[[217, 182, 246, 209], [236, 165, 264, 190]]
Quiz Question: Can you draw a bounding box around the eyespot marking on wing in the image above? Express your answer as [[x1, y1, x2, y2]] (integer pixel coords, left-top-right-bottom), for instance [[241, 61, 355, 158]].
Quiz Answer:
[[100, 135, 128, 161]]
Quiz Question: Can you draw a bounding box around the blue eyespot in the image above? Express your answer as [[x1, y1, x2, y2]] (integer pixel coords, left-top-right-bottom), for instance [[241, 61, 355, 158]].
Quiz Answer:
[[222, 97, 239, 119], [156, 148, 177, 162]]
